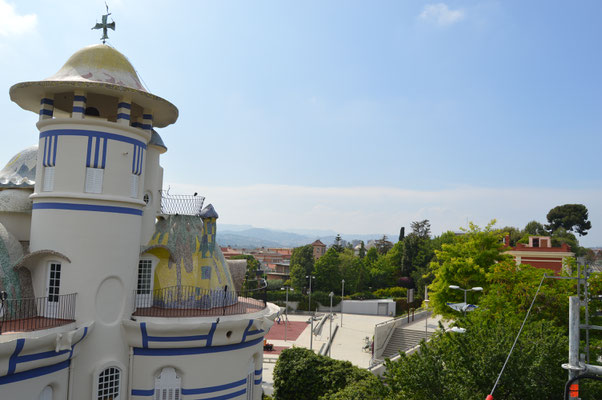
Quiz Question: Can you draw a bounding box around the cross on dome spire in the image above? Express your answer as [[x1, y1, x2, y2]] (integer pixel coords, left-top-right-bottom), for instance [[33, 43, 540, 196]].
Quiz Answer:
[[91, 3, 116, 44]]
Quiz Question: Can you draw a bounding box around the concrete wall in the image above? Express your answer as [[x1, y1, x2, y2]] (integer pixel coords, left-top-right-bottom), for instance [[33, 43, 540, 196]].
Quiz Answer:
[[341, 299, 395, 316]]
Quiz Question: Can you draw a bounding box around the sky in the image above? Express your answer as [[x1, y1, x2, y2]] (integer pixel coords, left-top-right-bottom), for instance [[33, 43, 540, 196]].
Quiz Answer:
[[1, 0, 601, 245]]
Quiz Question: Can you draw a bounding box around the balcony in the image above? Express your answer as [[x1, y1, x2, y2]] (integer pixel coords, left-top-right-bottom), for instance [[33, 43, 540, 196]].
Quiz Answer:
[[0, 293, 77, 334], [160, 190, 205, 216], [132, 284, 267, 318]]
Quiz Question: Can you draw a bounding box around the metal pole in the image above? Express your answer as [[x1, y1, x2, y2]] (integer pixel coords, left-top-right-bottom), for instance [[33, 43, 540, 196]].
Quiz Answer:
[[425, 286, 429, 340], [329, 292, 333, 356], [285, 287, 289, 342], [341, 279, 345, 327], [568, 296, 580, 381]]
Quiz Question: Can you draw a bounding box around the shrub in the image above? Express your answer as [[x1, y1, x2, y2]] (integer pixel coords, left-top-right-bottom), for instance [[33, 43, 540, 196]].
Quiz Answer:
[[373, 287, 407, 298], [349, 291, 377, 300], [273, 347, 374, 400], [324, 374, 390, 400], [312, 290, 341, 306]]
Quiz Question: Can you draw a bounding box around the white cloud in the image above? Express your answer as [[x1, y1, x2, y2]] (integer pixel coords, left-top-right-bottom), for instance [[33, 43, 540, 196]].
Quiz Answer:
[[167, 183, 602, 247], [0, 0, 37, 37], [419, 3, 465, 26]]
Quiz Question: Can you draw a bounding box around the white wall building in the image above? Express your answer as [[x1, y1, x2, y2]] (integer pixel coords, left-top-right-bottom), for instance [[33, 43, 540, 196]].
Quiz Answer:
[[0, 38, 277, 400]]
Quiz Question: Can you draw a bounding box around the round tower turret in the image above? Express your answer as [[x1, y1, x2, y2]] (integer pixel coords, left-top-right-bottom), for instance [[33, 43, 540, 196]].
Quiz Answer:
[[8, 43, 178, 397]]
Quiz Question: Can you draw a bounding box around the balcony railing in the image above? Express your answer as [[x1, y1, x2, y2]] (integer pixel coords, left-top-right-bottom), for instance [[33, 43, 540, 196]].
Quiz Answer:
[[0, 293, 77, 334], [160, 190, 205, 216], [133, 283, 267, 318]]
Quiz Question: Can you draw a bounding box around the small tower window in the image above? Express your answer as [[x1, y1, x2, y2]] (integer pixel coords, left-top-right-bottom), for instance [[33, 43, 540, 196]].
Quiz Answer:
[[85, 168, 104, 194], [130, 174, 139, 198], [143, 192, 151, 205], [43, 167, 55, 192]]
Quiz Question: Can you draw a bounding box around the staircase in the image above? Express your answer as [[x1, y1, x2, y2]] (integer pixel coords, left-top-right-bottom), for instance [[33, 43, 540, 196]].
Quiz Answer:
[[381, 328, 432, 359]]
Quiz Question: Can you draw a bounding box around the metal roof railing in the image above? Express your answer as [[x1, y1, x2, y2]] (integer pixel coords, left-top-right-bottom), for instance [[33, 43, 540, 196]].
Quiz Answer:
[[160, 190, 205, 216]]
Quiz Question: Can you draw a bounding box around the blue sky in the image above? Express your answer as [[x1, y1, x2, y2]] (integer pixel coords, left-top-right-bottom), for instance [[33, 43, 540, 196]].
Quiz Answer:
[[1, 1, 601, 245]]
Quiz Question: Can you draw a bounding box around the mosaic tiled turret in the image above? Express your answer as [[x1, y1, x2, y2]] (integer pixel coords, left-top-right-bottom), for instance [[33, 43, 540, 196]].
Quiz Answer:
[[143, 204, 236, 308]]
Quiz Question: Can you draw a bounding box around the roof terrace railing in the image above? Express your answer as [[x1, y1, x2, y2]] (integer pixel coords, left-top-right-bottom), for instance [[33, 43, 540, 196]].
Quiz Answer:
[[0, 293, 77, 334], [133, 283, 267, 318], [160, 190, 205, 216]]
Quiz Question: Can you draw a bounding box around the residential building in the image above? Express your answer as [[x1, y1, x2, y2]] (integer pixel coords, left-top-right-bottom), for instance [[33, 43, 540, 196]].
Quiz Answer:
[[504, 235, 574, 274]]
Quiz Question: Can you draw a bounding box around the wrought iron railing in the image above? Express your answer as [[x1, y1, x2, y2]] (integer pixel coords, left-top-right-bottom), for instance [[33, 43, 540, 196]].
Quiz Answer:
[[0, 293, 77, 334], [133, 284, 267, 317], [160, 190, 205, 216]]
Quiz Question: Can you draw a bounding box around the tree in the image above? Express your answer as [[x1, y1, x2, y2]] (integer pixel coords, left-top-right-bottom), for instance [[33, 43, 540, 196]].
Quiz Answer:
[[333, 234, 344, 252], [273, 347, 376, 400], [375, 235, 393, 255], [523, 220, 548, 236], [289, 245, 314, 291], [411, 219, 431, 238], [545, 204, 592, 236], [358, 241, 366, 259], [383, 316, 571, 400], [314, 247, 342, 293], [339, 249, 368, 294], [429, 221, 512, 318]]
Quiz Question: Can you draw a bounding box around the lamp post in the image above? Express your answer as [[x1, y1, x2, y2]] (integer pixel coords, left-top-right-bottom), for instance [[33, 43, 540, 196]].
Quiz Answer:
[[281, 286, 293, 342], [341, 279, 345, 327], [306, 275, 315, 350], [448, 285, 483, 315], [329, 291, 334, 356]]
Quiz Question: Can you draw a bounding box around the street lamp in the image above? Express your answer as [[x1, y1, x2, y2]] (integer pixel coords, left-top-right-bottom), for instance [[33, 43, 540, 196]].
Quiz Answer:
[[341, 279, 345, 327], [281, 286, 293, 342], [306, 275, 316, 350], [448, 285, 483, 315]]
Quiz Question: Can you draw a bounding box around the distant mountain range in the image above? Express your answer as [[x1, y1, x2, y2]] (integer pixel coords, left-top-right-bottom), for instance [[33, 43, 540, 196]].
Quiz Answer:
[[216, 224, 396, 249]]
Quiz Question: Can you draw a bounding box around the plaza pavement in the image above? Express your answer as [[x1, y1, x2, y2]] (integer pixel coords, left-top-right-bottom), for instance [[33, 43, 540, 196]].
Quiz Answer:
[[262, 311, 444, 396]]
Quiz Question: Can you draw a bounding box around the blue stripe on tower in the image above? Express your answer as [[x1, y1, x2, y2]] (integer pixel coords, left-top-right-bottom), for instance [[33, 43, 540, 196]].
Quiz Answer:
[[101, 137, 107, 169], [86, 136, 93, 168], [118, 102, 131, 109], [93, 136, 100, 168], [40, 98, 54, 106], [39, 109, 53, 116], [131, 144, 137, 174], [117, 113, 130, 120], [142, 114, 153, 120], [47, 136, 52, 167], [138, 148, 143, 175], [73, 95, 87, 102], [52, 135, 58, 166], [42, 137, 48, 167], [72, 106, 85, 114]]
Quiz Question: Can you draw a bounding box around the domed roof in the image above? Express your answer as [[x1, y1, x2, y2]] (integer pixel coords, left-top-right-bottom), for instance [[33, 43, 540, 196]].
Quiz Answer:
[[0, 145, 37, 188], [10, 44, 178, 128]]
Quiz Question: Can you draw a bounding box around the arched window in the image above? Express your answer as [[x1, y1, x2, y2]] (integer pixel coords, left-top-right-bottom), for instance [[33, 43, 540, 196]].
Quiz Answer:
[[97, 366, 121, 399], [39, 385, 53, 400], [154, 367, 181, 400]]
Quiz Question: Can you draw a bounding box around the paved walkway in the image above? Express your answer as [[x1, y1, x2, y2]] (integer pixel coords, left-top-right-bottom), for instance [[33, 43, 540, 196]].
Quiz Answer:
[[262, 312, 444, 395]]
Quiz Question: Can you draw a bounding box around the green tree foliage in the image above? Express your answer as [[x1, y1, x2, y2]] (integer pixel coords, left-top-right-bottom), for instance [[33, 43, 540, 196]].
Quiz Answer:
[[333, 234, 344, 252], [290, 245, 314, 291], [383, 316, 569, 400], [314, 247, 342, 293], [546, 203, 592, 236], [325, 374, 390, 400], [273, 347, 375, 400], [410, 219, 431, 238], [365, 247, 378, 266], [375, 235, 393, 255], [358, 241, 366, 259], [339, 249, 368, 294], [429, 221, 512, 318], [523, 220, 548, 236], [479, 261, 573, 326]]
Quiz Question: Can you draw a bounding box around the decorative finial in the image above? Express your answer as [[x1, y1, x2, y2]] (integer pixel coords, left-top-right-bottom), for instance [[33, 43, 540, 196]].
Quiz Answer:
[[91, 3, 116, 44]]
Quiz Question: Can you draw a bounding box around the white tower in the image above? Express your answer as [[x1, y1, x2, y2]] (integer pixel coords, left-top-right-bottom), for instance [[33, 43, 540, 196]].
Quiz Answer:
[[9, 44, 178, 396]]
